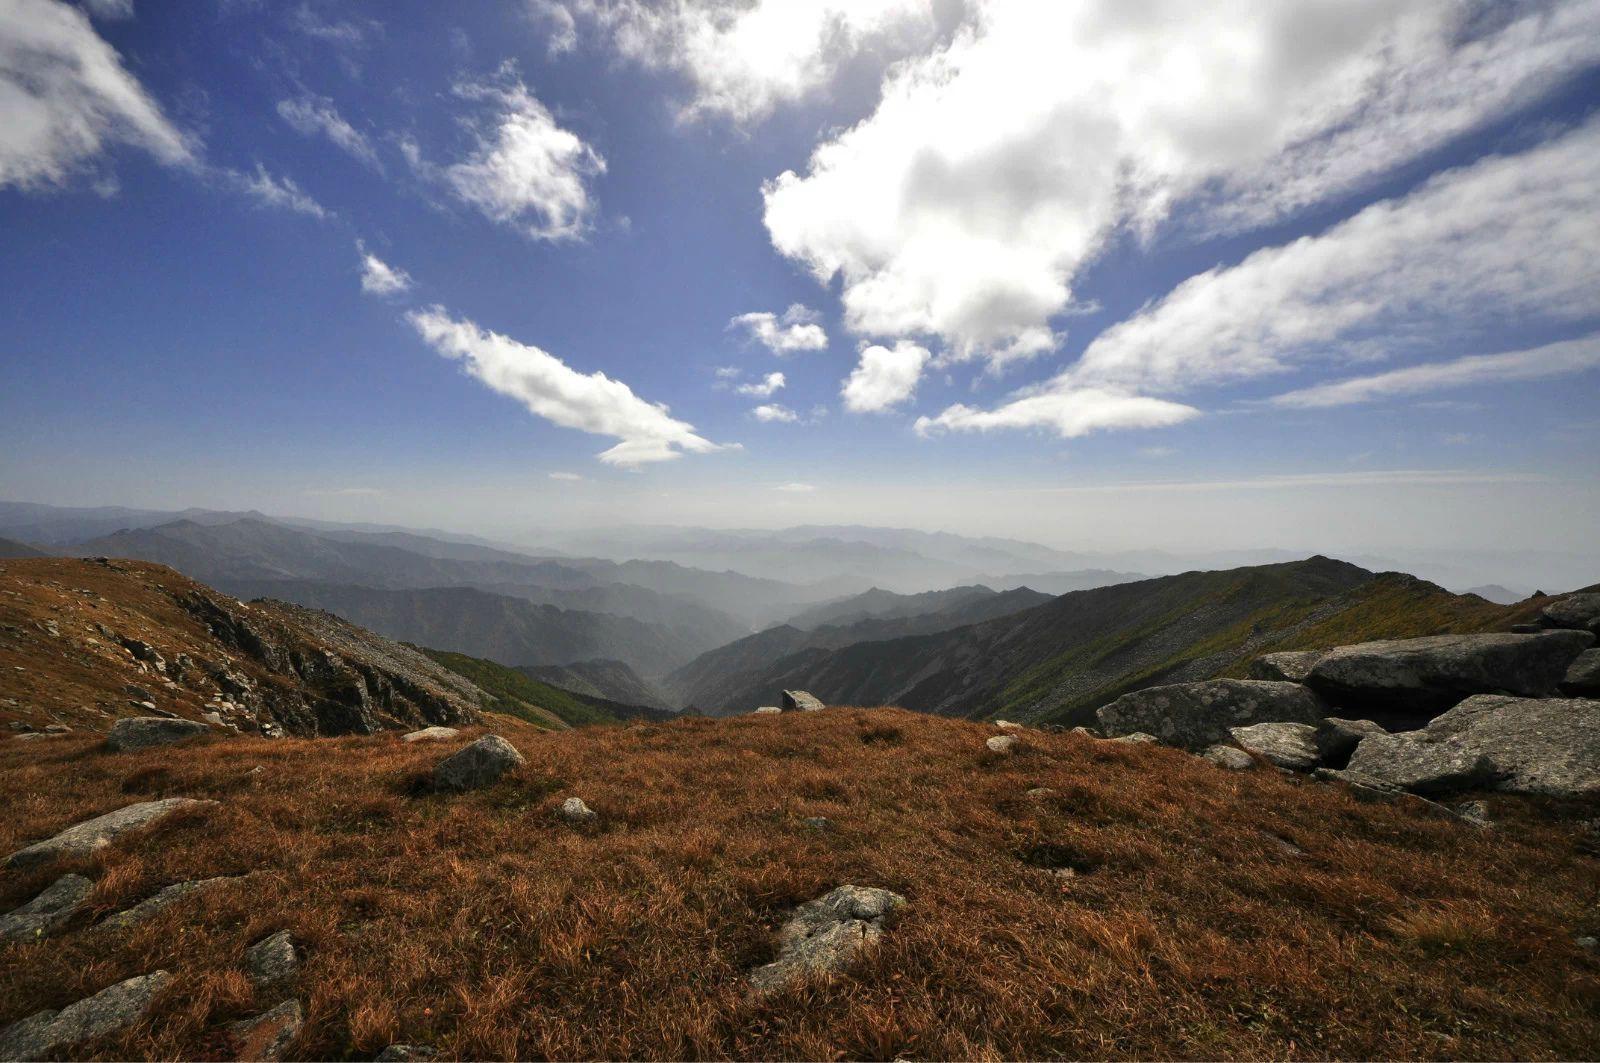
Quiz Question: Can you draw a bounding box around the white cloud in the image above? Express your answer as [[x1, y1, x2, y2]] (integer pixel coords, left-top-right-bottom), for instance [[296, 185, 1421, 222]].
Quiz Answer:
[[914, 389, 1198, 439], [81, 0, 132, 19], [407, 305, 726, 467], [290, 4, 373, 47], [548, 471, 584, 481], [0, 0, 193, 191], [762, 1, 1600, 367], [729, 304, 828, 355], [841, 340, 929, 413], [231, 164, 328, 218], [357, 242, 412, 296], [1270, 334, 1600, 409], [751, 403, 798, 423], [735, 371, 785, 398], [774, 482, 816, 493], [547, 0, 936, 124], [277, 94, 378, 168], [444, 64, 605, 241], [713, 365, 741, 380]]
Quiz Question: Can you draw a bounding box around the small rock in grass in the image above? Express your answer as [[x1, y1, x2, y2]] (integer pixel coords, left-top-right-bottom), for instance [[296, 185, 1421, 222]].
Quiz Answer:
[[375, 1045, 435, 1061], [748, 885, 905, 994], [0, 971, 170, 1062], [4, 798, 216, 871], [986, 734, 1019, 754], [100, 877, 237, 931], [752, 707, 782, 715], [433, 735, 524, 792], [0, 874, 93, 943], [1454, 799, 1493, 828], [230, 1000, 302, 1062], [245, 930, 299, 991], [106, 716, 209, 752], [801, 816, 832, 830], [559, 797, 598, 825], [401, 726, 458, 743], [1026, 787, 1056, 798], [1110, 732, 1158, 745], [994, 720, 1021, 731], [1576, 936, 1598, 951], [1200, 745, 1254, 771]]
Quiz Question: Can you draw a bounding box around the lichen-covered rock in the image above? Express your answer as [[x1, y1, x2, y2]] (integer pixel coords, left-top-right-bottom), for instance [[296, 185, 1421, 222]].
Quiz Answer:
[[1314, 717, 1388, 762], [781, 690, 824, 712], [245, 930, 299, 991], [1423, 695, 1599, 797], [1096, 680, 1324, 750], [0, 971, 170, 1062], [559, 797, 598, 825], [4, 798, 217, 871], [985, 734, 1019, 754], [433, 735, 524, 792], [1306, 631, 1594, 717], [400, 726, 459, 743], [1201, 744, 1255, 771], [1344, 733, 1495, 795], [0, 874, 92, 944], [1248, 650, 1324, 683], [1111, 732, 1159, 745], [749, 885, 905, 994], [105, 716, 210, 752], [752, 706, 782, 715], [1230, 721, 1321, 770], [99, 877, 237, 932], [229, 1000, 301, 1062]]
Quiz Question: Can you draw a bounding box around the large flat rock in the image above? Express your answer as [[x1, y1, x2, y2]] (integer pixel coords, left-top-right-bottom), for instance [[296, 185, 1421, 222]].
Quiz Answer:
[[1305, 631, 1594, 719], [1343, 733, 1495, 795], [1096, 679, 1324, 750], [105, 717, 210, 753], [3, 799, 217, 871], [1424, 694, 1600, 797]]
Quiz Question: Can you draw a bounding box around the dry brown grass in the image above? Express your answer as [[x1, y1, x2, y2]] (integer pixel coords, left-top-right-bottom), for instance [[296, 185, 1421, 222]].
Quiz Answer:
[[2, 709, 1598, 1061]]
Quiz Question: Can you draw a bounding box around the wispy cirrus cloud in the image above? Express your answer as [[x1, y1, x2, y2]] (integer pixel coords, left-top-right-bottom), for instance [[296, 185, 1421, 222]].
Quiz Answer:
[[277, 94, 379, 168]]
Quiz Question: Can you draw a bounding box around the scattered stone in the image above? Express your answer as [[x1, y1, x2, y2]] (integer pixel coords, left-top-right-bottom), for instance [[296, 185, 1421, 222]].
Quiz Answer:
[[4, 798, 216, 871], [0, 971, 170, 1062], [106, 716, 210, 753], [1423, 694, 1599, 797], [0, 874, 93, 944], [1454, 800, 1493, 828], [1025, 787, 1056, 797], [1069, 726, 1099, 737], [781, 690, 825, 712], [1248, 650, 1324, 683], [433, 735, 524, 792], [558, 797, 598, 825], [1305, 631, 1594, 717], [985, 734, 1019, 754], [752, 706, 782, 715], [1313, 717, 1388, 763], [994, 720, 1022, 731], [1261, 831, 1304, 857], [1344, 732, 1495, 795], [42, 724, 71, 734], [99, 877, 237, 932], [1096, 679, 1324, 750], [1561, 649, 1600, 696], [375, 1045, 435, 1061], [1575, 936, 1598, 951], [801, 816, 832, 830], [748, 885, 905, 994], [1200, 744, 1255, 771], [1540, 593, 1600, 634], [400, 726, 459, 743], [1110, 732, 1159, 745], [1229, 721, 1320, 771], [245, 930, 299, 991], [230, 1000, 301, 1062]]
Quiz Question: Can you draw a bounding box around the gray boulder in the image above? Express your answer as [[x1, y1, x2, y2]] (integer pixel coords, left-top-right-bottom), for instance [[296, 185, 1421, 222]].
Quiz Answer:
[[1561, 649, 1600, 696], [1314, 717, 1388, 762], [1248, 650, 1324, 683], [1110, 732, 1159, 745], [749, 885, 904, 994], [433, 735, 524, 792], [0, 874, 93, 944], [1305, 631, 1594, 716], [4, 798, 217, 871], [1200, 745, 1255, 771], [1229, 722, 1320, 770], [752, 706, 782, 715], [1541, 592, 1600, 633], [1096, 679, 1324, 750], [781, 690, 824, 712], [400, 726, 459, 743], [1344, 732, 1495, 795], [558, 797, 598, 825], [1424, 694, 1599, 797], [245, 930, 299, 991], [0, 971, 170, 1062], [105, 716, 210, 753], [230, 1000, 301, 1062], [99, 877, 236, 932], [985, 734, 1019, 754]]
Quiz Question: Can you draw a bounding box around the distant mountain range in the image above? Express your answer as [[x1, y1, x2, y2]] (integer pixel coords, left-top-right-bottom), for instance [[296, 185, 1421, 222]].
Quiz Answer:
[[680, 557, 1539, 721], [518, 659, 676, 711]]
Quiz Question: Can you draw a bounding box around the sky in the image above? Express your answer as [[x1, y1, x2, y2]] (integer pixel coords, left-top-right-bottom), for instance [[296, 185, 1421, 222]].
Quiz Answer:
[[2, 0, 1599, 557]]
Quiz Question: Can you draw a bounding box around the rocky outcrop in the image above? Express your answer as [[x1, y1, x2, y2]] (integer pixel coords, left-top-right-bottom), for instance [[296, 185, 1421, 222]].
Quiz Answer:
[[1229, 722, 1320, 770], [749, 885, 905, 994], [433, 735, 524, 792], [1096, 679, 1324, 750], [1313, 717, 1388, 763], [1540, 592, 1600, 634], [1201, 745, 1255, 771], [1305, 631, 1594, 719], [1423, 695, 1599, 797], [229, 1000, 301, 1062], [99, 877, 236, 932], [0, 971, 170, 1062], [1562, 649, 1600, 696], [1248, 650, 1324, 683], [4, 798, 216, 871], [0, 874, 92, 943], [105, 716, 211, 752], [781, 690, 824, 712], [1344, 733, 1495, 795]]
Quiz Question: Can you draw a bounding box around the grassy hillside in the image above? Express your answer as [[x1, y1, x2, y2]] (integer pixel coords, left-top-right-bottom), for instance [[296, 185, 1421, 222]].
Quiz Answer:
[[419, 648, 671, 729], [2, 711, 1596, 1059]]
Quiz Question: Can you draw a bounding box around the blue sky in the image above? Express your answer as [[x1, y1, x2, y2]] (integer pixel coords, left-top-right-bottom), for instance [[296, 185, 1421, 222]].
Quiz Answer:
[[2, 0, 1599, 556]]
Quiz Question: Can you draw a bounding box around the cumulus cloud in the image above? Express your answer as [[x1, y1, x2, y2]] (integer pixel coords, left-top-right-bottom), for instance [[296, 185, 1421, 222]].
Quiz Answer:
[[762, 1, 1600, 367], [407, 306, 725, 466], [1270, 334, 1600, 408], [841, 340, 930, 413], [914, 389, 1198, 439], [728, 304, 827, 355], [357, 242, 412, 296], [277, 94, 379, 168], [544, 0, 936, 124], [231, 164, 328, 218], [0, 0, 193, 191], [443, 64, 605, 241], [735, 371, 785, 398], [751, 403, 798, 423]]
